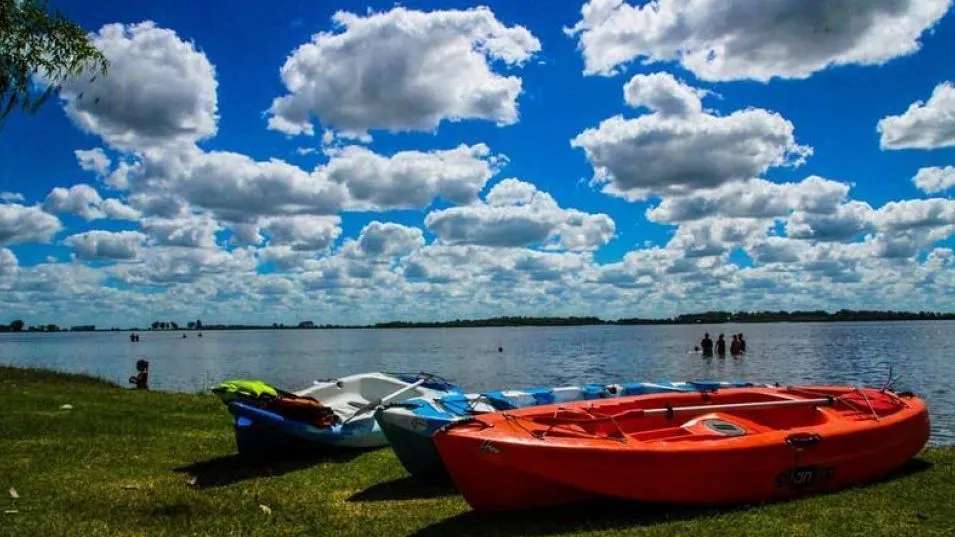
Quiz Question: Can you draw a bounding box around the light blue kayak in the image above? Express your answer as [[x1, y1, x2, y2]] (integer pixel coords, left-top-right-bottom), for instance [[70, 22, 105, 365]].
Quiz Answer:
[[374, 380, 754, 480]]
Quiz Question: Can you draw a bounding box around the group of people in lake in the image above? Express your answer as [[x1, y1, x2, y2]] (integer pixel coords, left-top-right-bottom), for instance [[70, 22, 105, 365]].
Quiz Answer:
[[698, 332, 746, 358]]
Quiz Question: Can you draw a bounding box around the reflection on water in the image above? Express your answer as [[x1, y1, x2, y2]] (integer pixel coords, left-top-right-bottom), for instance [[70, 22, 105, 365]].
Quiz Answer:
[[1, 321, 953, 444]]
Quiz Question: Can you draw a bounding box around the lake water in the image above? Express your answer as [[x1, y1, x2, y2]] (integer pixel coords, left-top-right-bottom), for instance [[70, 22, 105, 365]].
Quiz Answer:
[[1, 321, 953, 444]]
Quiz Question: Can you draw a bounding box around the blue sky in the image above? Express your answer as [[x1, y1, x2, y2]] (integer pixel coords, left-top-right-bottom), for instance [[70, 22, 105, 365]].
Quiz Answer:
[[1, 0, 955, 327]]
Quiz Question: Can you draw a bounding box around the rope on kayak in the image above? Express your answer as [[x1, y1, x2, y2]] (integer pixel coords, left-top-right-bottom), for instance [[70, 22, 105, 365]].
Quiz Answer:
[[501, 407, 628, 443], [856, 388, 880, 422], [784, 386, 891, 421]]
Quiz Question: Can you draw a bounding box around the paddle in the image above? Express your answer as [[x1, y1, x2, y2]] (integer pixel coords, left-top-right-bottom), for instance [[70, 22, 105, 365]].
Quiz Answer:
[[342, 376, 429, 425]]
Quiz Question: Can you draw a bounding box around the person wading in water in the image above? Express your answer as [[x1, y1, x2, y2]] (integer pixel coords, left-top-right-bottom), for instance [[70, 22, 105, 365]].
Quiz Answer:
[[716, 334, 727, 358], [700, 333, 714, 357]]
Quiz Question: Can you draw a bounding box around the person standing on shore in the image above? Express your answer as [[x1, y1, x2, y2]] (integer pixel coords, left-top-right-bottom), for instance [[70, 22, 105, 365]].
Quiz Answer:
[[128, 360, 149, 390], [716, 334, 726, 358], [701, 333, 713, 357]]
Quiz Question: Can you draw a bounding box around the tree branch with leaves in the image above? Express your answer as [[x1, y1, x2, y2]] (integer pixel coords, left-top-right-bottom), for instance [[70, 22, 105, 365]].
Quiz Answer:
[[0, 0, 107, 124]]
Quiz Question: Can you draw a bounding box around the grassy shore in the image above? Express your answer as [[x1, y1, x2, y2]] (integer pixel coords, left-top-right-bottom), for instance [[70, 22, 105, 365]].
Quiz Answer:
[[1, 366, 953, 537]]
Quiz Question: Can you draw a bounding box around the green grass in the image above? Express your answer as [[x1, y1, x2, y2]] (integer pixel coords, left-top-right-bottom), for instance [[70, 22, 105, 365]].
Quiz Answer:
[[1, 366, 953, 537]]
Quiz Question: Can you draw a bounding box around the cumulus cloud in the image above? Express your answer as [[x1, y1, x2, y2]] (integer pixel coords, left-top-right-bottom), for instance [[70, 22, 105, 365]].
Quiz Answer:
[[257, 245, 314, 272], [785, 201, 874, 242], [572, 73, 811, 200], [878, 82, 955, 149], [116, 143, 501, 224], [913, 166, 955, 194], [566, 0, 952, 81], [667, 217, 772, 258], [42, 184, 140, 221], [0, 203, 62, 246], [169, 149, 344, 221], [622, 72, 707, 117], [75, 148, 112, 176], [425, 178, 615, 250], [262, 215, 342, 251], [871, 198, 955, 232], [64, 230, 147, 260], [110, 247, 257, 286], [52, 21, 218, 151], [101, 199, 142, 220], [1, 192, 25, 203], [141, 216, 220, 248], [0, 248, 17, 276], [327, 143, 505, 210], [354, 222, 425, 257], [267, 6, 540, 137], [646, 177, 850, 223]]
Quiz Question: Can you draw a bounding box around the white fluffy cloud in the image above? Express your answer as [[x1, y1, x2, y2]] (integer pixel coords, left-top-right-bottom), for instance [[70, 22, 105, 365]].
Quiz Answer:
[[646, 177, 850, 223], [327, 143, 505, 210], [0, 248, 17, 276], [169, 149, 344, 221], [913, 166, 955, 194], [573, 73, 811, 200], [354, 222, 425, 258], [566, 0, 952, 81], [141, 216, 220, 248], [75, 148, 112, 176], [871, 198, 955, 232], [623, 72, 707, 117], [110, 247, 257, 286], [42, 184, 140, 221], [667, 217, 772, 258], [0, 203, 62, 246], [53, 21, 218, 151], [117, 143, 502, 225], [0, 192, 25, 203], [262, 215, 342, 251], [64, 230, 147, 260], [267, 6, 540, 137], [878, 82, 955, 149], [785, 201, 874, 242], [425, 178, 615, 250]]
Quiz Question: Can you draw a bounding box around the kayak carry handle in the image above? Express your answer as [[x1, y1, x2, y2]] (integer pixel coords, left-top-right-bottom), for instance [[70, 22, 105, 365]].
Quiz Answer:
[[786, 432, 822, 450]]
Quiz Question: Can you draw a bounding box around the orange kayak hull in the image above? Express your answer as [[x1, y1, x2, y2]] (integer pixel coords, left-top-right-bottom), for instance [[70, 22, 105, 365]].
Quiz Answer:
[[434, 387, 930, 511]]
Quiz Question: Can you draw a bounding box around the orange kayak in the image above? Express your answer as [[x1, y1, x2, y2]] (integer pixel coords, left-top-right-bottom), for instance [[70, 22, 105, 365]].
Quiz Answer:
[[433, 386, 930, 510]]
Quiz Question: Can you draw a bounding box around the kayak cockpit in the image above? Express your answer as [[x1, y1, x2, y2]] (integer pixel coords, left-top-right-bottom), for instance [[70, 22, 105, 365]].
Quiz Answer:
[[502, 386, 909, 444]]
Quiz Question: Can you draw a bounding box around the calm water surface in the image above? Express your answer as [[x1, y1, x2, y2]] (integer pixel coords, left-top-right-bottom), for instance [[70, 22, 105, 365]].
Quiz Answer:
[[1, 321, 953, 444]]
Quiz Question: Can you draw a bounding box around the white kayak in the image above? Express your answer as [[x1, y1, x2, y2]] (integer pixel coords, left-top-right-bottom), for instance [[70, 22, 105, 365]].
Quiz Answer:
[[218, 372, 463, 452]]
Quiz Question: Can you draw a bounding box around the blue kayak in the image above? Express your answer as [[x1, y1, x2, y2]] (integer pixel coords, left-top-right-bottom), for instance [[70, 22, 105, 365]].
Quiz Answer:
[[374, 380, 753, 480]]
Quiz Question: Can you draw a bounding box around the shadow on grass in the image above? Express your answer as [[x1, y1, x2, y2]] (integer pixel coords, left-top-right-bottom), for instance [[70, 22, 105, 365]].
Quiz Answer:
[[174, 448, 369, 489], [348, 476, 457, 502], [409, 457, 933, 537]]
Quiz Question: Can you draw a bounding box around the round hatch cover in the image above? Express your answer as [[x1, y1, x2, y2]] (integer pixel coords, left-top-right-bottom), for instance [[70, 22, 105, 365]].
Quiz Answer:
[[703, 419, 746, 436]]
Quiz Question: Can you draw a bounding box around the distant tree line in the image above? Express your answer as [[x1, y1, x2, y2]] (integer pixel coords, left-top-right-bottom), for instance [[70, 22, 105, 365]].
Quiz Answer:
[[3, 310, 955, 334], [615, 310, 955, 325], [373, 316, 605, 328], [149, 320, 202, 330], [0, 320, 97, 332]]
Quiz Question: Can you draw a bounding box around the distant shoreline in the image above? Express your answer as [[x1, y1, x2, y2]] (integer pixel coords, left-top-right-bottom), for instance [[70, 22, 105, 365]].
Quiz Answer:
[[2, 309, 955, 333]]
